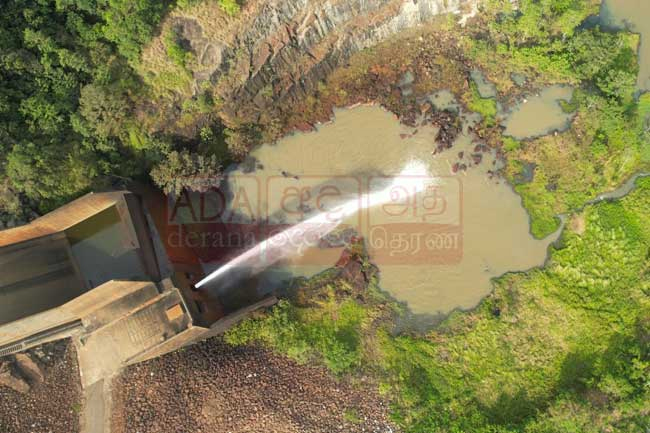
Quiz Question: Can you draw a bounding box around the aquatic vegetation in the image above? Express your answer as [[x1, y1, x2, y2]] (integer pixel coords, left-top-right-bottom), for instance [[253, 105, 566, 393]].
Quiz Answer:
[[502, 137, 522, 153]]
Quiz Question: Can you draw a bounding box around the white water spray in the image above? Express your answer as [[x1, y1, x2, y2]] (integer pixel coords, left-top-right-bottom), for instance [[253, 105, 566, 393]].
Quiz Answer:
[[195, 160, 431, 289]]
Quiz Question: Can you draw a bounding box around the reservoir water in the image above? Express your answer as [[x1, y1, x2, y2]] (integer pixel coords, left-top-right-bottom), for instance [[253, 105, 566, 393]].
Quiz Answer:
[[503, 85, 574, 140], [200, 105, 559, 318]]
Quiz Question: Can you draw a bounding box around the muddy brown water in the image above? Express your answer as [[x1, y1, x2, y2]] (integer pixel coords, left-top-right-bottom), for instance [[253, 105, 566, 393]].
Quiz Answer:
[[215, 105, 559, 317], [601, 0, 650, 92], [470, 68, 497, 99], [503, 85, 574, 140]]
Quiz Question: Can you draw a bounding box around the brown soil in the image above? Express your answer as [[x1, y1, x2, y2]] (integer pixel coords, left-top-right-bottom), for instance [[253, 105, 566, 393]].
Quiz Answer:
[[0, 340, 82, 433], [111, 338, 398, 433]]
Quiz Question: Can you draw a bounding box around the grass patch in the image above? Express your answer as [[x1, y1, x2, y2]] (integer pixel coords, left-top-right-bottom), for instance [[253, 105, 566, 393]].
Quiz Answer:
[[225, 294, 369, 374], [504, 88, 649, 238], [344, 408, 362, 424], [465, 81, 497, 126], [502, 136, 522, 153], [177, 0, 240, 15], [164, 28, 194, 70], [638, 93, 650, 162]]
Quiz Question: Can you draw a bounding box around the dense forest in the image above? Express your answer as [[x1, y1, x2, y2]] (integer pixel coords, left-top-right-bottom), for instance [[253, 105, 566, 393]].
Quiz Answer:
[[0, 0, 233, 224]]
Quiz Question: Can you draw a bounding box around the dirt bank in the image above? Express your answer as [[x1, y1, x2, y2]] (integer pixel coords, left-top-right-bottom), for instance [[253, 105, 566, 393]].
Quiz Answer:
[[111, 338, 397, 433]]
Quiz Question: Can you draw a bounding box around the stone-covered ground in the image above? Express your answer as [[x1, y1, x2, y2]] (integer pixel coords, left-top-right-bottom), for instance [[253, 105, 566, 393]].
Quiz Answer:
[[112, 338, 397, 433], [0, 340, 81, 433]]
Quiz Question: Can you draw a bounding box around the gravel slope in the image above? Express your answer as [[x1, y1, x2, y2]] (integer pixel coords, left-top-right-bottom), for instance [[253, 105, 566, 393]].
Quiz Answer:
[[112, 338, 397, 433], [0, 340, 82, 433]]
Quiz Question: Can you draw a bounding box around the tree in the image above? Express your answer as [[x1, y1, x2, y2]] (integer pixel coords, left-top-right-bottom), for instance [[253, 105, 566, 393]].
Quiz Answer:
[[100, 0, 167, 63], [77, 84, 129, 139], [0, 0, 167, 219], [5, 140, 97, 211], [150, 150, 222, 196]]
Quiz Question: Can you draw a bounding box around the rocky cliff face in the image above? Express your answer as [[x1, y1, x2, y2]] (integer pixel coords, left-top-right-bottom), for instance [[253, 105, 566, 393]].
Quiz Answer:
[[164, 0, 478, 124]]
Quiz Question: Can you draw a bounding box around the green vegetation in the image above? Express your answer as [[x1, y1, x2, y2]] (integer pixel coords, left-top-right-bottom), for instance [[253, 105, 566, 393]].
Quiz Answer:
[[226, 294, 369, 374], [2, 0, 643, 235], [381, 181, 650, 432], [177, 0, 240, 15], [512, 171, 561, 238], [227, 177, 650, 433], [502, 136, 522, 153], [224, 4, 650, 428], [2, 0, 648, 431], [0, 0, 235, 223], [218, 0, 240, 16], [465, 0, 649, 238], [149, 149, 221, 195], [465, 82, 497, 126], [102, 0, 168, 64], [344, 408, 363, 424], [466, 0, 600, 86], [0, 0, 163, 218], [164, 28, 194, 70]]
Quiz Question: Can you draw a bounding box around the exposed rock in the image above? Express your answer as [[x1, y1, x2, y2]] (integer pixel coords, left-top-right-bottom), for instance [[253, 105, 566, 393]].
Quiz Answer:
[[0, 362, 30, 394], [14, 353, 44, 384], [340, 259, 367, 288], [162, 0, 479, 124], [452, 162, 468, 173], [0, 340, 81, 433], [318, 227, 357, 249], [294, 121, 316, 132], [474, 143, 490, 153], [334, 241, 378, 292], [429, 109, 461, 151]]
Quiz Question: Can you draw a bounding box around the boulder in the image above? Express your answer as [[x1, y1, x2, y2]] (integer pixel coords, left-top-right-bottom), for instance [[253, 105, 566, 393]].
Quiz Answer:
[[15, 353, 44, 384], [0, 362, 30, 394]]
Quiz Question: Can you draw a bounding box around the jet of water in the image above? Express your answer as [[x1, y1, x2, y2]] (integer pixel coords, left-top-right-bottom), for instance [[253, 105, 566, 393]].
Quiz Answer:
[[195, 160, 431, 289]]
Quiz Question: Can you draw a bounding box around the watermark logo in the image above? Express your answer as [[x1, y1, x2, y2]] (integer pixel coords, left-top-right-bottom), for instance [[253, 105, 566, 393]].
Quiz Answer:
[[166, 176, 261, 264], [163, 172, 462, 267], [262, 175, 362, 265], [367, 175, 462, 265]]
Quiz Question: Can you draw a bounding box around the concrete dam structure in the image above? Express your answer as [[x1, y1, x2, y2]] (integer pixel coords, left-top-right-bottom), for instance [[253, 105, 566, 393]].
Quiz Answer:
[[0, 191, 274, 387]]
